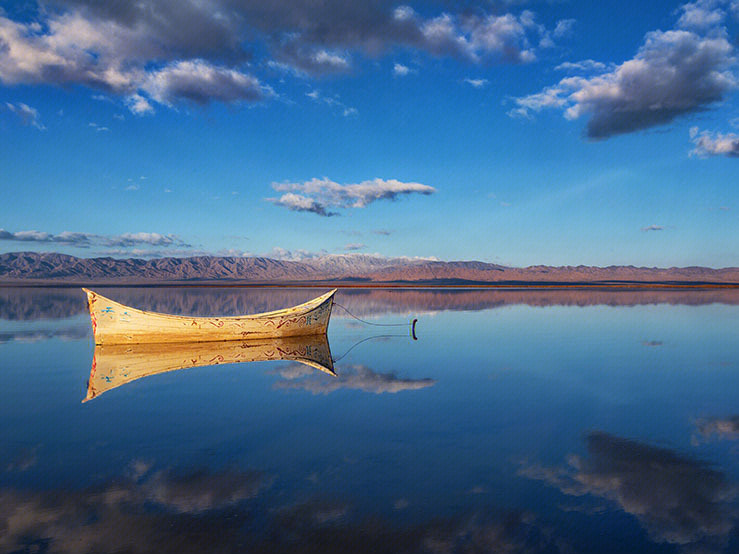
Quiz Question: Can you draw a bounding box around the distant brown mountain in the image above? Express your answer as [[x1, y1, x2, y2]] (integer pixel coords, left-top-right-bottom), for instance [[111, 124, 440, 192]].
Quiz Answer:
[[0, 251, 737, 285]]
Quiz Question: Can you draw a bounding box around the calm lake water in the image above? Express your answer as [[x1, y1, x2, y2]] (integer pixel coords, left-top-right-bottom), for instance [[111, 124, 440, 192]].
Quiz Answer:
[[1, 286, 738, 553]]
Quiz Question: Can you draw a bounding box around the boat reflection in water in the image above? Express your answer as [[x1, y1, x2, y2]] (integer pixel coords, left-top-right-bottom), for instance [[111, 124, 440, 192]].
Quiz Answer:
[[85, 334, 335, 402]]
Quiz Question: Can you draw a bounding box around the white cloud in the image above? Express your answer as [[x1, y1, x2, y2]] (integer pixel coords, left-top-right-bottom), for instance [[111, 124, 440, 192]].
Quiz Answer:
[[270, 192, 338, 217], [641, 224, 665, 231], [0, 9, 269, 114], [511, 2, 738, 139], [142, 60, 273, 106], [268, 177, 436, 216], [464, 77, 489, 88], [311, 49, 350, 70], [125, 94, 154, 115], [0, 0, 571, 112], [393, 63, 411, 76], [343, 243, 365, 251], [690, 126, 739, 157], [410, 9, 541, 63], [677, 0, 726, 30]]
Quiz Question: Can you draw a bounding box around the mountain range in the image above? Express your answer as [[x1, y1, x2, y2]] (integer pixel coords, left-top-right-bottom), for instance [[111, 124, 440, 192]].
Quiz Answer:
[[1, 252, 737, 285]]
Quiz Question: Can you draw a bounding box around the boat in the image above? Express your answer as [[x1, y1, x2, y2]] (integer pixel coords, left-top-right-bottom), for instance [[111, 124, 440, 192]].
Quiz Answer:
[[84, 334, 335, 402], [82, 288, 336, 345]]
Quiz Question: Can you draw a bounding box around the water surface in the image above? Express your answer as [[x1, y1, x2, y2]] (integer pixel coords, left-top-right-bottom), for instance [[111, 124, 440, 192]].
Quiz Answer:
[[1, 287, 738, 553]]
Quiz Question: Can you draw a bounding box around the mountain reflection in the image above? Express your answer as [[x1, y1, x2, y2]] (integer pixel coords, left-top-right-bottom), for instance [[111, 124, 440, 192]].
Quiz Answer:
[[2, 286, 737, 321], [271, 363, 436, 394], [0, 325, 89, 343], [519, 431, 737, 550], [86, 334, 335, 402]]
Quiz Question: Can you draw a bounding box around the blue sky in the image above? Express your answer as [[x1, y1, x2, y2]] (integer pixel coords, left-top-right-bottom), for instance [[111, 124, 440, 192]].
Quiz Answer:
[[0, 0, 737, 267]]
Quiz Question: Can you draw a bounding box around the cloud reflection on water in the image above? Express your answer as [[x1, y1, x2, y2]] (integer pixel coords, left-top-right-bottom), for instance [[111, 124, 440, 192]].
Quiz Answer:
[[0, 467, 271, 554], [0, 476, 565, 554], [519, 431, 737, 550], [271, 363, 436, 394], [694, 417, 739, 444]]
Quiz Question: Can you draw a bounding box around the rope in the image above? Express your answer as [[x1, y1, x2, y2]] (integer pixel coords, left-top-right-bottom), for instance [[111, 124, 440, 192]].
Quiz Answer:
[[333, 302, 411, 327], [332, 334, 405, 362]]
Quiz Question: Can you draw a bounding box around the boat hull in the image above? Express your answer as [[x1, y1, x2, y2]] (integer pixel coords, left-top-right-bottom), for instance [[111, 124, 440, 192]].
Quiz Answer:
[[83, 288, 336, 345]]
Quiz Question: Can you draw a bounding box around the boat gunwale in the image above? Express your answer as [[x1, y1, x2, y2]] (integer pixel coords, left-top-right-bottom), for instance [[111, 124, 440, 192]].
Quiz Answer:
[[82, 287, 337, 323]]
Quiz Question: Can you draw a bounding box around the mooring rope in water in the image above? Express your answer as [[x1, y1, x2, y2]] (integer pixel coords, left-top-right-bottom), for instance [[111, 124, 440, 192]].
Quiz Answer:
[[332, 333, 406, 362], [332, 302, 418, 340]]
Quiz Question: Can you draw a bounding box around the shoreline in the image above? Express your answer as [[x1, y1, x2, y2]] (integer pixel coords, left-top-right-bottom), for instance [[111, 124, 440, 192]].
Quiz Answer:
[[0, 281, 737, 289]]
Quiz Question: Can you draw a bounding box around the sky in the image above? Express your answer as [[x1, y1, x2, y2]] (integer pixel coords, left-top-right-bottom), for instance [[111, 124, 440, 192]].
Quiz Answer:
[[0, 0, 737, 267]]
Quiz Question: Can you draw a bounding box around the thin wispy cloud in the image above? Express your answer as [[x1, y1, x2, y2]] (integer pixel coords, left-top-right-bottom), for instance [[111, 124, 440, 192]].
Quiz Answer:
[[0, 229, 190, 249], [277, 46, 351, 76], [552, 18, 576, 38], [262, 247, 329, 261], [510, 0, 738, 139], [5, 102, 44, 129], [554, 59, 608, 73], [260, 248, 437, 264], [690, 126, 739, 157], [343, 243, 366, 251], [106, 232, 186, 247], [88, 122, 109, 131], [464, 78, 489, 88], [268, 177, 436, 217], [641, 225, 664, 232], [305, 89, 357, 117], [95, 247, 250, 259]]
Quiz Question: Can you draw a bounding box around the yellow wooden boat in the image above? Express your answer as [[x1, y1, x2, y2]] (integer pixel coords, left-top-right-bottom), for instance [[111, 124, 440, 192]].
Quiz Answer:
[[82, 288, 336, 345], [84, 334, 335, 402]]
